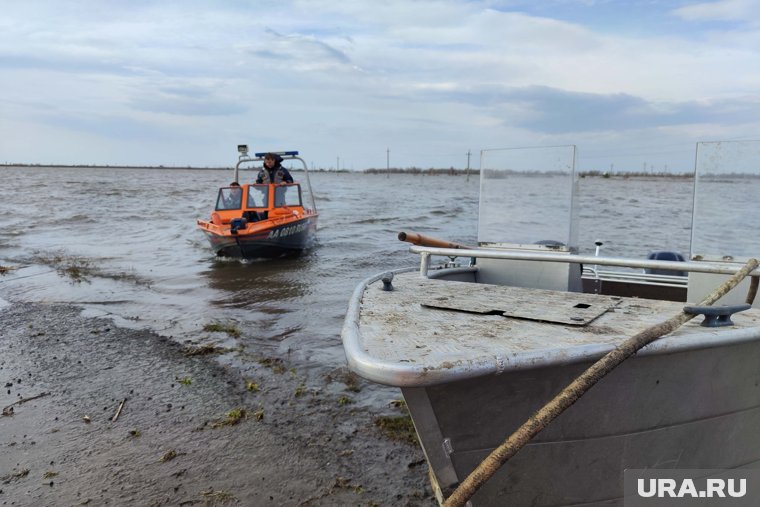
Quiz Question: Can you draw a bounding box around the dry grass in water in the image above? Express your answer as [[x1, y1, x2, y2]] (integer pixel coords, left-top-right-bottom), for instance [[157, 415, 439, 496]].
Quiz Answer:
[[202, 322, 241, 337], [211, 408, 246, 428], [258, 357, 286, 374], [374, 415, 419, 446], [159, 450, 178, 463], [200, 488, 237, 505], [183, 344, 229, 357]]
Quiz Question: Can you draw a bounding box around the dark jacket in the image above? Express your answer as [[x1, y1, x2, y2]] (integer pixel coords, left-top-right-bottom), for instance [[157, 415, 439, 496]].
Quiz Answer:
[[256, 158, 294, 184]]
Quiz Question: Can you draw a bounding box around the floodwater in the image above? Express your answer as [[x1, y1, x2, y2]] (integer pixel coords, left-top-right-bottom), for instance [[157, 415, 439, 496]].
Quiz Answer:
[[0, 166, 697, 402]]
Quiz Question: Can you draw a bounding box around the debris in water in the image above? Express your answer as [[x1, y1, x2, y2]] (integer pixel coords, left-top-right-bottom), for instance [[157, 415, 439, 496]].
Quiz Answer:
[[159, 450, 177, 463]]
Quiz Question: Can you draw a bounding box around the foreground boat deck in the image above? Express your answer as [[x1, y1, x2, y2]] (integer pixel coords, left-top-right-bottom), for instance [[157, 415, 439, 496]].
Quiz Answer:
[[346, 270, 760, 387]]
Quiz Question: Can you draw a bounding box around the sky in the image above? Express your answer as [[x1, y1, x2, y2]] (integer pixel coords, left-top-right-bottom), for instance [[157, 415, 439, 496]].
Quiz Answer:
[[1, 0, 759, 172]]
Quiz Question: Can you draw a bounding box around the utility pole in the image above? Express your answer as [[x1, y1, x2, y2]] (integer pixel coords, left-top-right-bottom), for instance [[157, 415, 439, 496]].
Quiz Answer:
[[466, 149, 471, 182], [386, 148, 390, 178], [337, 156, 340, 171]]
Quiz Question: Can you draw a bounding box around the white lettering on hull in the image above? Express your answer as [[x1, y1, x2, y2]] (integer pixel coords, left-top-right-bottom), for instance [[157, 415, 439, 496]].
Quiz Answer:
[[267, 220, 309, 240]]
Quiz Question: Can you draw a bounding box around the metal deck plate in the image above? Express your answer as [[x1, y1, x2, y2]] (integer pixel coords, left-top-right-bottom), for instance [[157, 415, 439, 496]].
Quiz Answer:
[[419, 281, 622, 326]]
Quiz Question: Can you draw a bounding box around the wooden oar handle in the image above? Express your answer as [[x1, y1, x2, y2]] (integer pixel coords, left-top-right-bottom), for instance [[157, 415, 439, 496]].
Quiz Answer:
[[398, 231, 470, 249]]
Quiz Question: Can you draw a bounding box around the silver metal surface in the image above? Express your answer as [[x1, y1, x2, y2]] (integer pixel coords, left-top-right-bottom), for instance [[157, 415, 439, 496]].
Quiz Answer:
[[341, 269, 760, 387], [418, 282, 620, 325]]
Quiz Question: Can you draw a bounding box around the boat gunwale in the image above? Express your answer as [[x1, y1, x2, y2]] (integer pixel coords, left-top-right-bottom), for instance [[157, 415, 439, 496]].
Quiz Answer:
[[197, 212, 317, 237], [341, 267, 760, 388]]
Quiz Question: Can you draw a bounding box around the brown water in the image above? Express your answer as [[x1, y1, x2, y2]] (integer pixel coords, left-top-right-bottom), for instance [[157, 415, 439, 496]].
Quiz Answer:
[[0, 166, 695, 403]]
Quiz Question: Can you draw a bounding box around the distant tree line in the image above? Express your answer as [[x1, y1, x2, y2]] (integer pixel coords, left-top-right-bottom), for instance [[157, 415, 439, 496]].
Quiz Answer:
[[364, 167, 478, 175], [578, 170, 693, 179], [3, 163, 758, 179]]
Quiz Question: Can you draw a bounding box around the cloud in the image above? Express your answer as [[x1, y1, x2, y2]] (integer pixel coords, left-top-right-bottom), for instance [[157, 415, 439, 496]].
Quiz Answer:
[[673, 0, 760, 22], [128, 83, 244, 117], [1, 1, 760, 168], [485, 87, 760, 134], [438, 84, 760, 135]]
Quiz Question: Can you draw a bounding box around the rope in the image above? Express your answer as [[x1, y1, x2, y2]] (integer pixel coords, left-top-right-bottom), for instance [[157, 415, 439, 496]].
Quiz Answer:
[[444, 258, 760, 507], [746, 275, 759, 305]]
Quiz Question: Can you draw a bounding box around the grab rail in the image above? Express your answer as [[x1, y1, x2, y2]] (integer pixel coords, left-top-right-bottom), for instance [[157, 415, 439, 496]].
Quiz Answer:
[[410, 245, 760, 278], [581, 267, 688, 287]]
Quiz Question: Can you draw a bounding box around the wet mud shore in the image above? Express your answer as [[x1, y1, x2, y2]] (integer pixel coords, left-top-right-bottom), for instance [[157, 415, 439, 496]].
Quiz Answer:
[[0, 302, 433, 506]]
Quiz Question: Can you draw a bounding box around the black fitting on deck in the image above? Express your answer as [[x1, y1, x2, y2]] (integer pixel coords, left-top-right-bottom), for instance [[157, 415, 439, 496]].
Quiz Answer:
[[381, 272, 394, 291], [683, 303, 751, 327]]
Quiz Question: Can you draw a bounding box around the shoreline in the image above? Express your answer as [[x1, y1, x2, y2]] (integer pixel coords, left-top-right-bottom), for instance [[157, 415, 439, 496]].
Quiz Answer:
[[0, 302, 433, 506]]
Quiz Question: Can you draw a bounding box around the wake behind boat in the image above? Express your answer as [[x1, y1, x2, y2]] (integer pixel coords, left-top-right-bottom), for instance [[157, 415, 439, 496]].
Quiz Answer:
[[342, 141, 760, 505], [197, 146, 318, 259]]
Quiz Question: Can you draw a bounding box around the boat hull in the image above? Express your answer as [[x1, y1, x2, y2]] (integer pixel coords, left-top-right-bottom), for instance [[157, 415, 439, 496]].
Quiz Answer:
[[403, 340, 760, 505], [342, 269, 760, 505], [202, 216, 317, 259]]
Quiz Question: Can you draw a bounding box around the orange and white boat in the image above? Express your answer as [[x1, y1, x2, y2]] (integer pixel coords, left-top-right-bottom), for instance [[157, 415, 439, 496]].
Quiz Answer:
[[197, 146, 318, 259]]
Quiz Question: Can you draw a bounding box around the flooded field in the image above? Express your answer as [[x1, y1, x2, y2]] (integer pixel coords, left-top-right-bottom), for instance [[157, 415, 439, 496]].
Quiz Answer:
[[0, 167, 696, 403]]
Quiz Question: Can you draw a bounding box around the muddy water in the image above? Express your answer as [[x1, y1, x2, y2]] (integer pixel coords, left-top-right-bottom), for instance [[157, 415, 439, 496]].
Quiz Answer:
[[0, 166, 695, 403]]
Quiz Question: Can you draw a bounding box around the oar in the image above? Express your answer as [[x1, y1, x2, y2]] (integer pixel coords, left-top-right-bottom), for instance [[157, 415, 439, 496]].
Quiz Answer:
[[444, 257, 760, 507], [398, 231, 471, 249]]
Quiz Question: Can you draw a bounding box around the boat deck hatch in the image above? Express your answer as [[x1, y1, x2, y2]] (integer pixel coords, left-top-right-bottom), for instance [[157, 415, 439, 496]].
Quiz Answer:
[[419, 281, 622, 326]]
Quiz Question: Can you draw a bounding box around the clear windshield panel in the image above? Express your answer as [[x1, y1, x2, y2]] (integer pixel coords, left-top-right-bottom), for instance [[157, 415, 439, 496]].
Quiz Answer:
[[247, 185, 269, 209], [274, 184, 302, 208], [478, 145, 579, 249], [215, 187, 243, 211], [691, 140, 760, 261]]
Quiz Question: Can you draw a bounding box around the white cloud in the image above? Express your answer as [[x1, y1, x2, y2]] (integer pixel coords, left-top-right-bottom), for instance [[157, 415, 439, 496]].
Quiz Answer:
[[673, 0, 760, 22]]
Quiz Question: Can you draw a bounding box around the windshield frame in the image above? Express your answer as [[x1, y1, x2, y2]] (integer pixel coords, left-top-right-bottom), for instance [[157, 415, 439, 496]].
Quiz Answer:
[[273, 183, 303, 208], [246, 184, 270, 209], [215, 186, 243, 211]]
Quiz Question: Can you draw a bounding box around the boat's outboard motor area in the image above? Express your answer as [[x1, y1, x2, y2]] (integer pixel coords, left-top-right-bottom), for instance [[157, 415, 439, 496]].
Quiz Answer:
[[645, 250, 686, 277]]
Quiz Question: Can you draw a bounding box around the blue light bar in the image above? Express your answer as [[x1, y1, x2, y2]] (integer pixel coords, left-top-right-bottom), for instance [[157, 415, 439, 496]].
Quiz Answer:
[[254, 151, 299, 157]]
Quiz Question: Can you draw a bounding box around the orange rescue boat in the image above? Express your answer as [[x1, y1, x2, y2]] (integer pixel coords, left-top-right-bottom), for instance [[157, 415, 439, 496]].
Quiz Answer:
[[197, 146, 318, 259]]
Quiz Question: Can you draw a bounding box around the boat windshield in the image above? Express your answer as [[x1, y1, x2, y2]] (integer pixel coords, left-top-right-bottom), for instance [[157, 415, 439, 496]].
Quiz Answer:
[[247, 184, 269, 209], [274, 184, 302, 208], [215, 186, 243, 211], [478, 145, 579, 249], [691, 140, 760, 262]]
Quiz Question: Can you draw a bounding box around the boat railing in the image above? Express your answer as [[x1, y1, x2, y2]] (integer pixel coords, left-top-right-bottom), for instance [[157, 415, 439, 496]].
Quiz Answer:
[[234, 152, 307, 184], [234, 151, 317, 214], [581, 266, 687, 288], [410, 245, 760, 279]]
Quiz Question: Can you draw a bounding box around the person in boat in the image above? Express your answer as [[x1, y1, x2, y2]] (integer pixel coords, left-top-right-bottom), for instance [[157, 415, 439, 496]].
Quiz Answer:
[[223, 181, 243, 209], [256, 153, 294, 184]]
